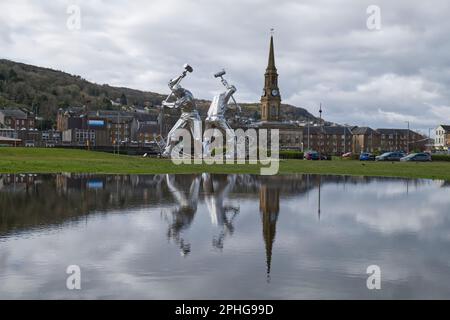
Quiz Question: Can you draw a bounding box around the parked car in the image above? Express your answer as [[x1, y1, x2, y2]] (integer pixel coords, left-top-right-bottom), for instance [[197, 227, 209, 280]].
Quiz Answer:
[[375, 152, 405, 161], [304, 151, 331, 160], [342, 152, 352, 158], [304, 151, 319, 160], [359, 153, 375, 161], [400, 153, 432, 162]]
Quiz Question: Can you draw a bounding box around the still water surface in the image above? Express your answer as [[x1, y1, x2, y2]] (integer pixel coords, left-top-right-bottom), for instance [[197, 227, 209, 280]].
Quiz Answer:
[[0, 173, 449, 299]]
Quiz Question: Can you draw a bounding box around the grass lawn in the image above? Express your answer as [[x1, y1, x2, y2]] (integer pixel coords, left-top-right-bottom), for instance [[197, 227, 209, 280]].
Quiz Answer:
[[1, 147, 449, 180]]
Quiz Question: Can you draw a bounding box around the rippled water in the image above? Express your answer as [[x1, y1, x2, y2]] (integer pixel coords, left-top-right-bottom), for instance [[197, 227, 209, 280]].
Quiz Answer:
[[0, 173, 449, 299]]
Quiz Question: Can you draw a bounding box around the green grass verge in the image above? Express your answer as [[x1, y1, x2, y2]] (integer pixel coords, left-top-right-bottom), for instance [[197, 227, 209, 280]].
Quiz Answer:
[[1, 147, 450, 180]]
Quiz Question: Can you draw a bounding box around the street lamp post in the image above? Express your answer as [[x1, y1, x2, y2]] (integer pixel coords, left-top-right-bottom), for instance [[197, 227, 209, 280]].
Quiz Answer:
[[307, 116, 310, 151], [319, 103, 322, 160], [343, 125, 346, 155], [160, 105, 163, 137], [117, 110, 120, 155], [405, 121, 410, 154], [371, 131, 373, 153]]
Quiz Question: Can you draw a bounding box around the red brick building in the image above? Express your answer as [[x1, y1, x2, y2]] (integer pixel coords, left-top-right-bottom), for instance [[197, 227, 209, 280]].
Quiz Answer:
[[0, 109, 35, 130]]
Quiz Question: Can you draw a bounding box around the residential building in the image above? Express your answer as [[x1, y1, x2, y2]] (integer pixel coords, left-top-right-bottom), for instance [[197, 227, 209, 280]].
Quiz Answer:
[[351, 127, 381, 153], [278, 126, 303, 150], [377, 128, 426, 152], [56, 107, 84, 131], [303, 125, 353, 155], [87, 111, 134, 146], [435, 125, 450, 150], [0, 109, 35, 130]]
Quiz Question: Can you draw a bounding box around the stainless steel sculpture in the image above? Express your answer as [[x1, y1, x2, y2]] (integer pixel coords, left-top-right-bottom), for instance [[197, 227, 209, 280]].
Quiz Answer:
[[203, 69, 241, 158], [162, 64, 202, 158]]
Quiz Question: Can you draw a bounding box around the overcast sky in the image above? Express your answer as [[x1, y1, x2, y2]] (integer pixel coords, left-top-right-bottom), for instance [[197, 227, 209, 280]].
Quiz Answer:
[[1, 0, 450, 133]]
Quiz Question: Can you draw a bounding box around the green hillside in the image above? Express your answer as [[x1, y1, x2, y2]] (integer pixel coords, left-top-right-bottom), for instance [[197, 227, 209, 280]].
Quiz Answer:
[[0, 59, 317, 124]]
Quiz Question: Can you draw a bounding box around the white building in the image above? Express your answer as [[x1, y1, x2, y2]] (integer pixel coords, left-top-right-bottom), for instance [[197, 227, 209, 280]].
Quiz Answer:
[[435, 125, 450, 149]]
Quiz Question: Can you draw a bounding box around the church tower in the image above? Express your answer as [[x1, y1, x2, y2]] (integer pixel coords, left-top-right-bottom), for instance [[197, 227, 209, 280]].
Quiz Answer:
[[261, 34, 281, 122]]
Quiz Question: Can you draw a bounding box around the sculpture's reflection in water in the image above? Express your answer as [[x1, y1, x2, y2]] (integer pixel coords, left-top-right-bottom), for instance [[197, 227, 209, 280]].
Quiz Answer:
[[164, 174, 201, 256], [202, 173, 239, 250]]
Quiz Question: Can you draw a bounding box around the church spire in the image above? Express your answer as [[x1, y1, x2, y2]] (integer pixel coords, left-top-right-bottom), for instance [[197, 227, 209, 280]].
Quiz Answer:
[[267, 35, 276, 71]]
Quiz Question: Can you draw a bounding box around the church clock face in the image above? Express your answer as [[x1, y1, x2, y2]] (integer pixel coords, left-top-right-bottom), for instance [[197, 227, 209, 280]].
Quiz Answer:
[[271, 89, 278, 96], [262, 89, 266, 96]]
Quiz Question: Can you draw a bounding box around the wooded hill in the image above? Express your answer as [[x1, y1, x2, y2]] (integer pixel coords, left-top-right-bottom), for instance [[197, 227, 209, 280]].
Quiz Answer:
[[0, 59, 317, 124]]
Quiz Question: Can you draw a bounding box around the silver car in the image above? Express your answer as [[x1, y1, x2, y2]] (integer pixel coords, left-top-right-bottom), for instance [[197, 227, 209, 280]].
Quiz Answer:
[[375, 152, 405, 161], [400, 153, 432, 162]]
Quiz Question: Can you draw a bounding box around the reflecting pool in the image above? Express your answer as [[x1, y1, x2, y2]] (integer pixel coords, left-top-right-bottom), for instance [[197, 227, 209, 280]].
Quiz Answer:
[[0, 173, 449, 299]]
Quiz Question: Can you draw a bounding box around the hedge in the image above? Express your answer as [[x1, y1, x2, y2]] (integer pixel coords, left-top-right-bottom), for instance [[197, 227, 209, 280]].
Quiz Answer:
[[210, 148, 304, 159], [431, 154, 450, 162], [279, 150, 304, 159]]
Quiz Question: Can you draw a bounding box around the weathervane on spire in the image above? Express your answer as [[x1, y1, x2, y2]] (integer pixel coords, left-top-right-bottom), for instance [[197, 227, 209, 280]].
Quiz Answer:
[[319, 103, 322, 119], [270, 28, 274, 36]]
